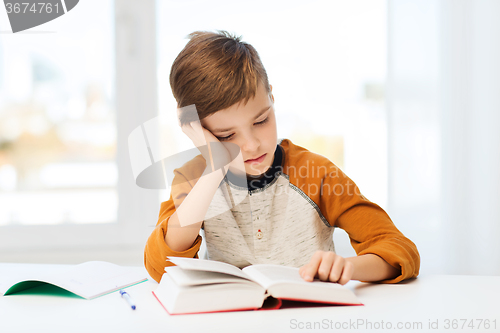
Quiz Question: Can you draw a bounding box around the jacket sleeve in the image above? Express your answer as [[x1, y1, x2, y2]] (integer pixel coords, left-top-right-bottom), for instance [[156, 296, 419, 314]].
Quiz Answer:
[[144, 197, 202, 283], [144, 163, 205, 283], [320, 165, 420, 284]]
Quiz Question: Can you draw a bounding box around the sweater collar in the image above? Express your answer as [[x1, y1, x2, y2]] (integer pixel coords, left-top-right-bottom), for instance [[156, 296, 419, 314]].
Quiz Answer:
[[225, 144, 284, 191]]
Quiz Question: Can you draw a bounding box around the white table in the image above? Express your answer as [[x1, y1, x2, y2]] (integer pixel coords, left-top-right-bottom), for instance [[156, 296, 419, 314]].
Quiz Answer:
[[0, 263, 499, 333]]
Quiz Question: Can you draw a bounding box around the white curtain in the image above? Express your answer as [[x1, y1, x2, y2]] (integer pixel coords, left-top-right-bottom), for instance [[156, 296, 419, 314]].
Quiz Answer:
[[387, 0, 500, 275]]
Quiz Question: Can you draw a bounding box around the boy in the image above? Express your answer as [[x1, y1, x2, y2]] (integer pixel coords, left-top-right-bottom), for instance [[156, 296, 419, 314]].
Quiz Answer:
[[144, 31, 420, 285]]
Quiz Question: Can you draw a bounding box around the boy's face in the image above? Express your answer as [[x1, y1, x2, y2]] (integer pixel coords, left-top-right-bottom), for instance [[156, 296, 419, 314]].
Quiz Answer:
[[201, 84, 278, 177]]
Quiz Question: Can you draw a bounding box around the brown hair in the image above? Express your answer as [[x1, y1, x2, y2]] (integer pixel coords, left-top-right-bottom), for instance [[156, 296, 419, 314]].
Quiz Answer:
[[170, 30, 271, 125]]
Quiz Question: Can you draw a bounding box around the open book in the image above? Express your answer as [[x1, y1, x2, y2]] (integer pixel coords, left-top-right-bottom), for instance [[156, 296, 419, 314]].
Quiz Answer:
[[153, 257, 362, 315], [0, 261, 148, 300]]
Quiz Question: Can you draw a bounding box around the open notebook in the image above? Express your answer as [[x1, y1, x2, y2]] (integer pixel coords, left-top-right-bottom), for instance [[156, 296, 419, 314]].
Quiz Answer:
[[0, 261, 148, 299]]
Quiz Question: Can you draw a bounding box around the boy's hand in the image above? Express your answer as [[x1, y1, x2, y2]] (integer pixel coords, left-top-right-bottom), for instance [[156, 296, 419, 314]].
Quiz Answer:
[[180, 120, 233, 172], [299, 251, 354, 285]]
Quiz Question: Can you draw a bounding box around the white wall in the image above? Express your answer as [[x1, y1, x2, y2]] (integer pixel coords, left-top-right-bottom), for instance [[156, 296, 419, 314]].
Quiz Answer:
[[440, 0, 500, 275], [387, 0, 500, 275]]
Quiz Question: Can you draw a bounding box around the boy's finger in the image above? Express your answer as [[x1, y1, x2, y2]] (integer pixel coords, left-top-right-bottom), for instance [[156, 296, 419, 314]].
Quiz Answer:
[[328, 255, 346, 283], [301, 251, 324, 282], [190, 121, 203, 133], [317, 252, 336, 281], [338, 261, 353, 285]]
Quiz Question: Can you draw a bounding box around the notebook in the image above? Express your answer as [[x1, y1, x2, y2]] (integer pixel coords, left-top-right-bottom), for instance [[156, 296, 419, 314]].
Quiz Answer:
[[0, 261, 148, 299]]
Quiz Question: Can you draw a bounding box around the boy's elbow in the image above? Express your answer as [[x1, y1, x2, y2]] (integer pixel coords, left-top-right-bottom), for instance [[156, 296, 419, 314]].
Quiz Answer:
[[374, 237, 421, 284], [407, 239, 421, 278], [144, 244, 162, 283], [396, 241, 421, 283]]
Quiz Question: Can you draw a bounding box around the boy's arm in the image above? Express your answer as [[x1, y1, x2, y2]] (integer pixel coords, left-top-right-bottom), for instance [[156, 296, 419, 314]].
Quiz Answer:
[[165, 166, 226, 251], [334, 198, 420, 283], [145, 119, 235, 282], [346, 253, 400, 281], [318, 166, 420, 284], [144, 197, 202, 283], [144, 166, 200, 283], [144, 162, 225, 283]]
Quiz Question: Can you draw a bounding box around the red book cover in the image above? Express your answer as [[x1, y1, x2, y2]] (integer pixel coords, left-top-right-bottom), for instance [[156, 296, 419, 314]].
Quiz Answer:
[[152, 291, 362, 315]]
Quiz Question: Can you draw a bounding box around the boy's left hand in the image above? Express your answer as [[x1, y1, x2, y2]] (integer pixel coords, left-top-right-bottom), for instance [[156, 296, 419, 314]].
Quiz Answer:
[[299, 250, 354, 285]]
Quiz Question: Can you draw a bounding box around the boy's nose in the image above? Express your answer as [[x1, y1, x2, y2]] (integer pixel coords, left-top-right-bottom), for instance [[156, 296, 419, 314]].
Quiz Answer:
[[241, 134, 260, 154]]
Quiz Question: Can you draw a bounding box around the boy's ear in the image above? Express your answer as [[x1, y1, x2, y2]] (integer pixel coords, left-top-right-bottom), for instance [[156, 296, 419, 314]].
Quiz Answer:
[[270, 84, 274, 103]]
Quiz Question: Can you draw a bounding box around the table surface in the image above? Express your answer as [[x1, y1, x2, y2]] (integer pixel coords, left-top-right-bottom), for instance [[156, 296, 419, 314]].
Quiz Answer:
[[0, 263, 499, 333]]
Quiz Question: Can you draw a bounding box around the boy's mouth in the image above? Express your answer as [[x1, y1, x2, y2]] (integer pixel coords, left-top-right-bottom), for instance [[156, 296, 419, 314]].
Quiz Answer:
[[245, 153, 266, 164]]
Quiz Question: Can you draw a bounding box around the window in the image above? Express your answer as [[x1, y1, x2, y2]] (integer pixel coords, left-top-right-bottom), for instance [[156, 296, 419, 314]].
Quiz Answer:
[[0, 1, 116, 226], [0, 1, 158, 263]]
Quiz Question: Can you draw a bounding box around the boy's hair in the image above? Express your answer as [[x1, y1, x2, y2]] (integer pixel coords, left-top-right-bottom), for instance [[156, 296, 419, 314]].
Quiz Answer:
[[170, 30, 271, 125]]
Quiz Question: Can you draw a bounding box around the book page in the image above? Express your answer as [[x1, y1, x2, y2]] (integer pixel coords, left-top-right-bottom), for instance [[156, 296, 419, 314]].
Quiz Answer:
[[167, 257, 251, 280], [155, 273, 266, 315], [242, 264, 309, 289], [243, 264, 349, 290], [51, 261, 147, 299], [242, 264, 360, 305], [165, 266, 257, 287]]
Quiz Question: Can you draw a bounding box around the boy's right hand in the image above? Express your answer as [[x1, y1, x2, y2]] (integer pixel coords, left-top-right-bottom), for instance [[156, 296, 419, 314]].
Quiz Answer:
[[180, 120, 236, 172]]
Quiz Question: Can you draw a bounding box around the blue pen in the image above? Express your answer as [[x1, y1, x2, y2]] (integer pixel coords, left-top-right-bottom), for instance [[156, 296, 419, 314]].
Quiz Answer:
[[119, 289, 136, 310]]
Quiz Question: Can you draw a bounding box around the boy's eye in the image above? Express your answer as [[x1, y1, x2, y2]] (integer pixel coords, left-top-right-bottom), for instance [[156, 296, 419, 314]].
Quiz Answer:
[[217, 134, 234, 141], [255, 117, 268, 125], [216, 117, 268, 141]]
